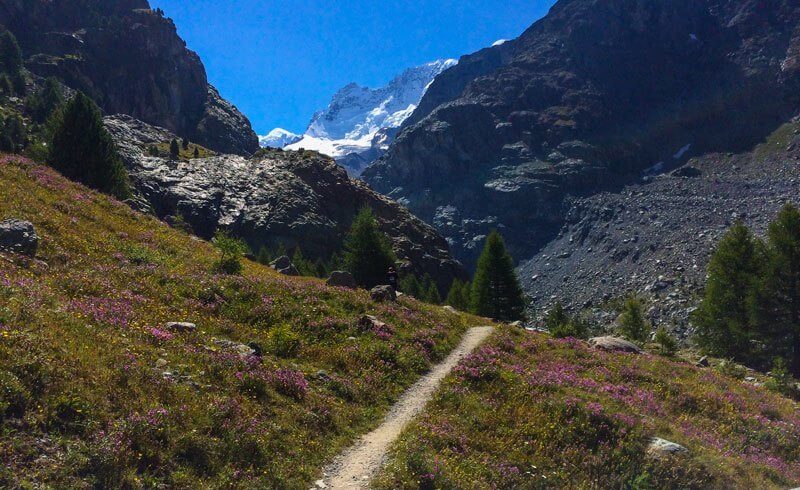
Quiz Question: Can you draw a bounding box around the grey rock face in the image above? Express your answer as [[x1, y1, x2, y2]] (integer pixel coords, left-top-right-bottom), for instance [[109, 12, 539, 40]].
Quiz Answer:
[[647, 438, 688, 458], [370, 286, 397, 303], [2, 0, 258, 155], [588, 337, 642, 354], [104, 115, 464, 290], [364, 0, 800, 269], [327, 271, 357, 289], [0, 219, 39, 257]]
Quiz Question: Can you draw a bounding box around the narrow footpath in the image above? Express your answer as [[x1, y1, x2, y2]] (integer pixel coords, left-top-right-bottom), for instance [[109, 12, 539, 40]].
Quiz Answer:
[[318, 326, 495, 489]]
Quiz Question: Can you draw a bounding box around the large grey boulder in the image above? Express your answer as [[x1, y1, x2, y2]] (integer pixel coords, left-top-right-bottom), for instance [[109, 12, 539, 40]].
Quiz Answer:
[[588, 336, 642, 354], [270, 255, 293, 270], [370, 285, 397, 302], [327, 271, 357, 289], [0, 220, 39, 257]]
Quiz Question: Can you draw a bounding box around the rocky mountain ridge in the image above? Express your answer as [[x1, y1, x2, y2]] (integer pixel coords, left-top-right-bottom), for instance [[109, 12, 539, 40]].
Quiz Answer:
[[0, 0, 259, 155], [105, 115, 464, 289], [365, 0, 800, 271]]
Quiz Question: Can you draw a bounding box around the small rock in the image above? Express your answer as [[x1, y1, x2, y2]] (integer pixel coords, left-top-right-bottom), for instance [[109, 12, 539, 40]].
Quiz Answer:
[[647, 437, 688, 458], [443, 305, 458, 314], [588, 336, 642, 354], [315, 480, 327, 489], [155, 358, 168, 368], [212, 338, 256, 358], [326, 271, 357, 289], [165, 322, 197, 333], [696, 356, 709, 367], [370, 285, 396, 302], [358, 315, 387, 332], [510, 320, 524, 328], [0, 219, 39, 257]]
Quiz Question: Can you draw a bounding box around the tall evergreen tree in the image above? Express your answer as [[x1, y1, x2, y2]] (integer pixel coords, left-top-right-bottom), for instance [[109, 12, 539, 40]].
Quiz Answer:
[[27, 77, 64, 123], [170, 138, 180, 160], [399, 274, 423, 299], [618, 296, 650, 343], [753, 204, 800, 374], [446, 279, 471, 311], [342, 207, 396, 289], [0, 30, 23, 75], [422, 274, 441, 304], [470, 231, 526, 321], [0, 115, 26, 153], [49, 92, 131, 199], [182, 137, 189, 150], [693, 222, 764, 359]]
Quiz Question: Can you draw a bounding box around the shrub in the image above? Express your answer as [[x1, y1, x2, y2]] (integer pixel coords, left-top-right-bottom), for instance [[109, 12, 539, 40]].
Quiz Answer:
[[545, 302, 570, 334], [445, 279, 471, 311], [170, 138, 180, 160], [0, 370, 29, 420], [551, 312, 591, 340], [654, 327, 677, 356], [212, 231, 248, 275], [26, 77, 64, 123], [267, 324, 302, 358], [49, 392, 91, 434]]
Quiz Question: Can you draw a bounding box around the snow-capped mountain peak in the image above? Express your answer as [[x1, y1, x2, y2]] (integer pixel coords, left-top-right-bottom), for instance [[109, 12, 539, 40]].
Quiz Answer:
[[259, 128, 302, 148], [269, 58, 457, 175]]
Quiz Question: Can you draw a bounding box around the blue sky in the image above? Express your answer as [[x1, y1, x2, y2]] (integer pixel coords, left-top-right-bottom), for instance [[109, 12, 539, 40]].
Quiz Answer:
[[149, 0, 555, 135]]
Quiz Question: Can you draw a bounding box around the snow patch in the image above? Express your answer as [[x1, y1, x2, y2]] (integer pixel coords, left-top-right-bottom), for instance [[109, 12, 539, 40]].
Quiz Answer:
[[259, 128, 302, 148], [492, 39, 508, 47], [673, 144, 691, 160]]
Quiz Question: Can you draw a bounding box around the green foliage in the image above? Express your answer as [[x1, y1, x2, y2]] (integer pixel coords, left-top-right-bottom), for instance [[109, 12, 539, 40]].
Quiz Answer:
[[0, 114, 26, 153], [256, 246, 272, 265], [193, 146, 200, 158], [764, 358, 798, 398], [170, 138, 180, 160], [211, 230, 248, 275], [470, 231, 526, 321], [424, 275, 442, 305], [0, 370, 29, 420], [400, 274, 422, 299], [445, 279, 471, 311], [546, 303, 591, 339], [654, 327, 677, 356], [26, 77, 64, 123], [694, 222, 764, 359], [0, 30, 23, 75], [618, 297, 649, 343], [267, 324, 302, 358], [182, 137, 189, 150], [48, 92, 131, 199], [545, 302, 569, 333], [342, 207, 396, 289]]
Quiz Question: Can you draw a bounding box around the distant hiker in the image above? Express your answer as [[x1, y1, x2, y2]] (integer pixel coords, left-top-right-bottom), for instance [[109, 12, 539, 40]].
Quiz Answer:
[[387, 266, 398, 290]]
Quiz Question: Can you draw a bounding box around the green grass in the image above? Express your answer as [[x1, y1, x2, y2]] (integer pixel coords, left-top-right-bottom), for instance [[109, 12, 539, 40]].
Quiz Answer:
[[375, 327, 800, 489], [153, 141, 216, 160], [754, 120, 800, 159], [0, 155, 491, 488]]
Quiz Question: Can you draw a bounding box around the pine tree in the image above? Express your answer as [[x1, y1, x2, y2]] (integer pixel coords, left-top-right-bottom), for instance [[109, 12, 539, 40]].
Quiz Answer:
[[182, 137, 189, 150], [753, 204, 800, 375], [545, 302, 569, 333], [256, 246, 272, 265], [49, 92, 131, 199], [422, 274, 442, 304], [0, 115, 26, 153], [343, 207, 396, 289], [193, 146, 200, 158], [446, 279, 471, 311], [399, 274, 422, 299], [618, 296, 650, 343], [470, 231, 526, 321], [693, 222, 764, 359], [27, 77, 64, 123], [170, 138, 180, 160], [0, 30, 24, 95]]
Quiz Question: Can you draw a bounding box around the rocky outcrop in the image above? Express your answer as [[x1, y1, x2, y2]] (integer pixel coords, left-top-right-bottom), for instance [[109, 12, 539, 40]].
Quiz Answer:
[[364, 0, 800, 268], [104, 115, 464, 290], [1, 0, 258, 155], [588, 337, 641, 354], [0, 219, 39, 256], [327, 271, 357, 289]]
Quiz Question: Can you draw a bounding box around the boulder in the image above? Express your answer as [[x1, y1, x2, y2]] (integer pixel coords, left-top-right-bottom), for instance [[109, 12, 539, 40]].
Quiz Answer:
[[277, 265, 300, 277], [370, 285, 397, 302], [358, 315, 387, 332], [165, 322, 197, 333], [443, 305, 458, 314], [327, 271, 357, 289], [588, 336, 642, 354], [0, 220, 39, 257], [696, 356, 710, 367], [212, 338, 256, 358], [271, 255, 293, 270], [647, 437, 688, 458]]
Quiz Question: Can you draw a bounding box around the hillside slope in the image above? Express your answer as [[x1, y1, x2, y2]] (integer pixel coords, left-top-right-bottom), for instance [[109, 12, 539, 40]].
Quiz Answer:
[[364, 0, 800, 268], [0, 155, 485, 488], [377, 328, 800, 488]]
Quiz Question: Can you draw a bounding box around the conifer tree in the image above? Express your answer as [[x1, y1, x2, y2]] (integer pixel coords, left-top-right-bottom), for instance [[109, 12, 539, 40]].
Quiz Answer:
[[446, 279, 471, 311], [545, 302, 569, 333], [618, 296, 650, 343], [193, 146, 200, 158], [693, 222, 764, 358], [170, 138, 180, 160], [342, 207, 396, 289], [753, 204, 800, 374], [27, 77, 64, 123], [49, 92, 131, 199], [422, 274, 441, 304], [0, 115, 26, 153], [399, 274, 422, 299], [470, 231, 526, 321], [182, 137, 189, 150], [0, 30, 23, 75]]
